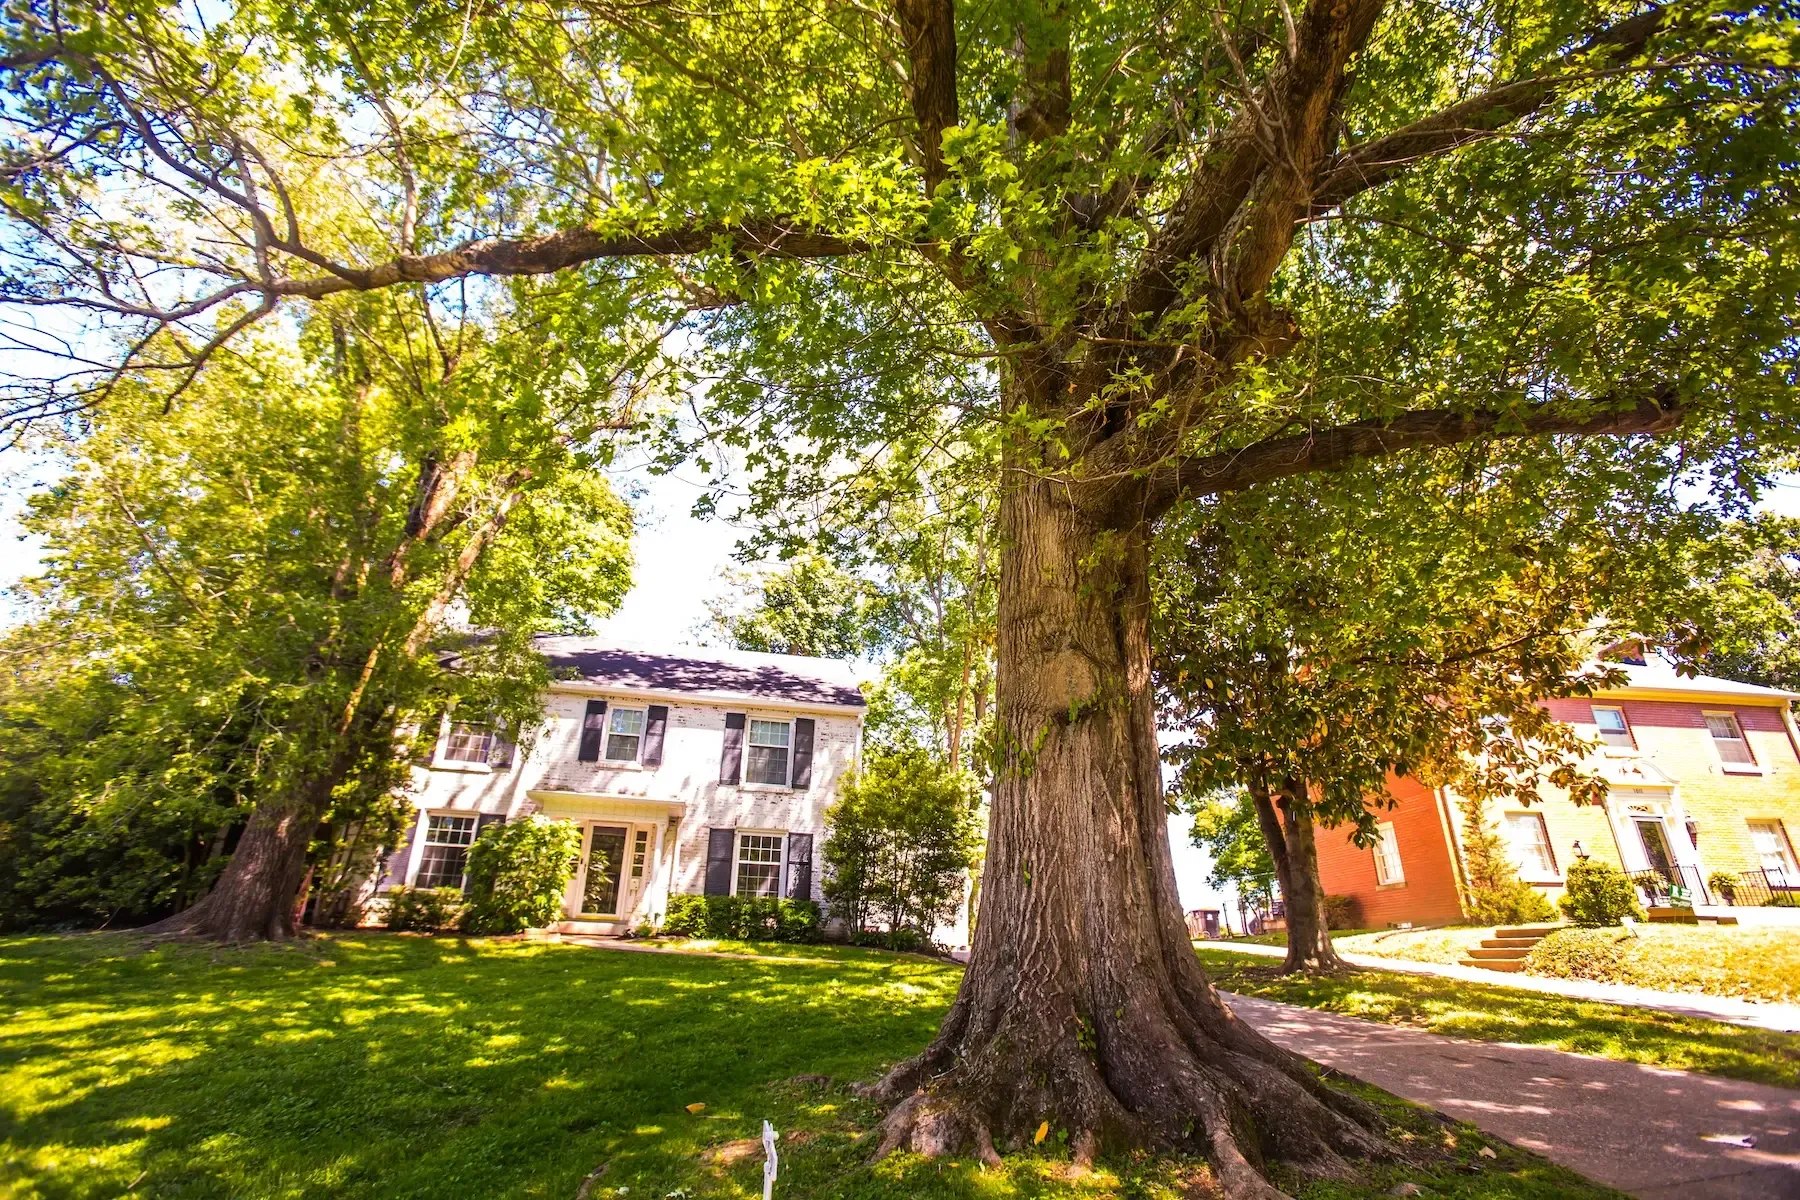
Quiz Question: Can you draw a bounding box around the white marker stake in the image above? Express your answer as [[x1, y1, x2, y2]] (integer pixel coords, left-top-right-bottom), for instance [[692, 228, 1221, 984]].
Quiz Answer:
[[762, 1120, 780, 1200]]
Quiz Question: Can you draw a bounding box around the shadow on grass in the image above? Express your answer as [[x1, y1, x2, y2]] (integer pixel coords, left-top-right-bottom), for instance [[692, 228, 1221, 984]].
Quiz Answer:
[[0, 934, 1624, 1199]]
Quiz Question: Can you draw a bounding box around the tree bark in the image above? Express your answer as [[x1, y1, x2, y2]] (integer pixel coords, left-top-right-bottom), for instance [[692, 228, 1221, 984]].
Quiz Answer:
[[142, 794, 323, 940], [1274, 781, 1343, 973], [869, 461, 1389, 1196]]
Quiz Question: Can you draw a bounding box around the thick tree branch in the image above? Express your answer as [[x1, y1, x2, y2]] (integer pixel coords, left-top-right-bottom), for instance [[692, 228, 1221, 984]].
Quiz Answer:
[[1307, 5, 1671, 217], [894, 0, 960, 193], [1123, 390, 1685, 519]]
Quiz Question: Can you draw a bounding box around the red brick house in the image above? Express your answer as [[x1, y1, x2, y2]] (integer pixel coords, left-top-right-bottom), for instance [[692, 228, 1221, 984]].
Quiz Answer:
[[1315, 659, 1800, 925]]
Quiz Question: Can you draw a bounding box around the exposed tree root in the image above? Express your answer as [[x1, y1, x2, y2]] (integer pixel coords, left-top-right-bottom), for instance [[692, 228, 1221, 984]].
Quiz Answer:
[[863, 980, 1396, 1199]]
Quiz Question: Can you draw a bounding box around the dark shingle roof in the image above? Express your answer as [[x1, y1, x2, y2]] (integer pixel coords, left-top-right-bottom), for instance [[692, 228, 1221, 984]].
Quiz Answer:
[[533, 636, 867, 709]]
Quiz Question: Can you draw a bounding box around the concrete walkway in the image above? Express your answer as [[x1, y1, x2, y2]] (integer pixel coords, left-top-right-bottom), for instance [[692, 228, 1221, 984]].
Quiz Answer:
[[1207, 940, 1800, 1033], [1228, 992, 1800, 1199]]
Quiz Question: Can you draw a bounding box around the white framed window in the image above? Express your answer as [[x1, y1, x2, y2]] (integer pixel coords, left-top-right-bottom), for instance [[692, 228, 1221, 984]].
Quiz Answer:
[[606, 707, 646, 762], [736, 832, 784, 897], [1591, 706, 1635, 751], [1372, 821, 1405, 886], [1704, 711, 1757, 767], [1503, 811, 1559, 879], [746, 718, 792, 786], [415, 814, 478, 890], [442, 721, 496, 764], [1748, 820, 1798, 885]]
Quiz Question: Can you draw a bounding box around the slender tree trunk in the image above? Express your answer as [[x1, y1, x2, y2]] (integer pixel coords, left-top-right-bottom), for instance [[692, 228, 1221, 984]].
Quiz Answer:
[[1244, 767, 1342, 973], [1274, 780, 1343, 973], [870, 466, 1388, 1196]]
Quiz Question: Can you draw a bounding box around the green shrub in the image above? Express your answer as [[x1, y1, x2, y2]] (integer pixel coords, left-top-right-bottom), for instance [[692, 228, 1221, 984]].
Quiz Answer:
[[1457, 798, 1558, 924], [851, 927, 926, 953], [1558, 860, 1645, 926], [461, 816, 582, 935], [1322, 894, 1362, 931], [661, 894, 823, 943], [823, 748, 980, 944], [385, 886, 466, 932]]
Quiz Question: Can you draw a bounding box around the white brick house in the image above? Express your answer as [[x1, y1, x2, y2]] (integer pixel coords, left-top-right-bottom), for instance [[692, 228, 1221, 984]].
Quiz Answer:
[[376, 637, 867, 933]]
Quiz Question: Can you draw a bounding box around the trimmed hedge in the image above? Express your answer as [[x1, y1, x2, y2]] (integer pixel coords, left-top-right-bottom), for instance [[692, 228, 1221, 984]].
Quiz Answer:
[[662, 894, 823, 943], [1558, 859, 1645, 926], [385, 886, 466, 932]]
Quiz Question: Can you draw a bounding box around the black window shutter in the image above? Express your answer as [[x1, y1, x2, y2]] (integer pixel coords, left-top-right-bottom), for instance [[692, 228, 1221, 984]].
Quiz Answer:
[[487, 729, 515, 768], [642, 705, 669, 766], [719, 712, 746, 783], [704, 827, 736, 895], [790, 718, 815, 789], [377, 811, 421, 890], [579, 699, 608, 762], [785, 832, 813, 900], [475, 813, 506, 839]]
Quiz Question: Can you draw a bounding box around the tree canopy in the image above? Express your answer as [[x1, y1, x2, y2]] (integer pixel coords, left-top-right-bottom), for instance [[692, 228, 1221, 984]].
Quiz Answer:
[[5, 0, 1800, 1190]]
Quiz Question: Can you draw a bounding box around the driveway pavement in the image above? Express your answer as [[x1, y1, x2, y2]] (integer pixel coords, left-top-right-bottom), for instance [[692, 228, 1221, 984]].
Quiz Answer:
[[1210, 940, 1800, 1032], [1227, 992, 1800, 1199]]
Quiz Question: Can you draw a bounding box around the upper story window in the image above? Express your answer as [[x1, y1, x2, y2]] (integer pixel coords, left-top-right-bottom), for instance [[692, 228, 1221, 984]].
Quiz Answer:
[[1704, 712, 1757, 767], [606, 707, 645, 761], [443, 721, 495, 764], [440, 719, 512, 767], [746, 718, 791, 785], [415, 814, 477, 890], [1591, 706, 1635, 750], [1372, 821, 1405, 886]]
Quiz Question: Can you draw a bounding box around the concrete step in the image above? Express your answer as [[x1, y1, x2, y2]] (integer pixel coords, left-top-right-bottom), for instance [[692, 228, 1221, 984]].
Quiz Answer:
[[1480, 937, 1542, 950], [1495, 925, 1560, 939], [1646, 907, 1700, 924], [1468, 946, 1533, 960], [1460, 956, 1526, 973]]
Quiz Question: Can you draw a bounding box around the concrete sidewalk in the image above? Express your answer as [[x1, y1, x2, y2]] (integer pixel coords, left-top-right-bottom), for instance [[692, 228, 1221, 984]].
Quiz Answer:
[[1228, 992, 1800, 1199], [1205, 940, 1800, 1033]]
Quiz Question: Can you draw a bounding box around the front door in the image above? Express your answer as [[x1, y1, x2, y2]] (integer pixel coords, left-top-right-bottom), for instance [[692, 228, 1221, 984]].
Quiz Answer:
[[582, 825, 629, 916], [1635, 818, 1675, 874]]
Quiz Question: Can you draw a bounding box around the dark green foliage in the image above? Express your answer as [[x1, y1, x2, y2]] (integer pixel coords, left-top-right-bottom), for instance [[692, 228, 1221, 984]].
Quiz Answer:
[[460, 817, 583, 935], [1558, 860, 1646, 927], [821, 749, 980, 944], [660, 894, 823, 942], [383, 887, 467, 933], [1323, 895, 1363, 931], [1458, 799, 1559, 925]]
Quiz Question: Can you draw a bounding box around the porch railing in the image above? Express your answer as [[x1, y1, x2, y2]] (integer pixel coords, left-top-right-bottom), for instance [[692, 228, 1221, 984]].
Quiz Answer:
[[1714, 868, 1800, 908], [1624, 863, 1712, 907]]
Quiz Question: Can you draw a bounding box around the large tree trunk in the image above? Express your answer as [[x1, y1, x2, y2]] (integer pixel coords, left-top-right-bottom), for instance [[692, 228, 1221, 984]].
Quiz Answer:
[[142, 732, 366, 941], [141, 798, 321, 940], [870, 471, 1389, 1197]]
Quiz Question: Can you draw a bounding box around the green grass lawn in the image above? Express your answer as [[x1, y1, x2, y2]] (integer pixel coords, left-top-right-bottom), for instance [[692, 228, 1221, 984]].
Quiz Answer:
[[1196, 947, 1800, 1089], [0, 933, 1624, 1200], [1287, 923, 1800, 1004]]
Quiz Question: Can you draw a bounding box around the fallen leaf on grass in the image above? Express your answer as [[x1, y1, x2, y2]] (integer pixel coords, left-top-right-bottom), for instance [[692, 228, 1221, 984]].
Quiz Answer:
[[1033, 1120, 1050, 1144], [685, 1103, 706, 1114]]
